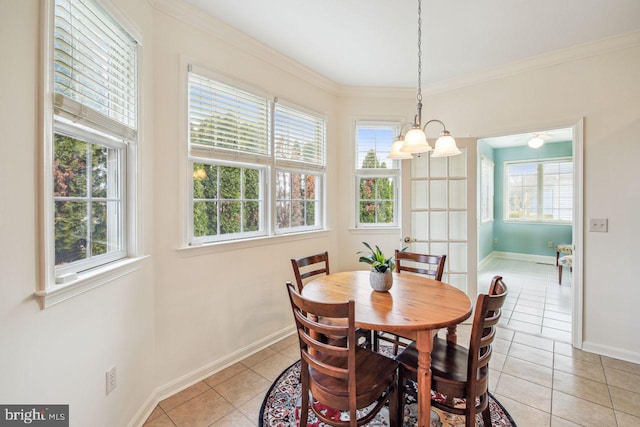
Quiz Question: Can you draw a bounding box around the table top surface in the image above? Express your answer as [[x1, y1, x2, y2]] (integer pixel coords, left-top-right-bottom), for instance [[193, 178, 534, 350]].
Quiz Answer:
[[302, 271, 473, 333]]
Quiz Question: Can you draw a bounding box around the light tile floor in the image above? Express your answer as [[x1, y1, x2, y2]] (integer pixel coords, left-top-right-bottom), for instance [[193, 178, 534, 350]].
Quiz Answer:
[[144, 328, 640, 427], [479, 257, 573, 342]]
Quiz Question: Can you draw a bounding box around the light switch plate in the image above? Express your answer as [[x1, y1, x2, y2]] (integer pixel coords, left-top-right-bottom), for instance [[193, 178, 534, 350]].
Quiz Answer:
[[589, 218, 608, 232]]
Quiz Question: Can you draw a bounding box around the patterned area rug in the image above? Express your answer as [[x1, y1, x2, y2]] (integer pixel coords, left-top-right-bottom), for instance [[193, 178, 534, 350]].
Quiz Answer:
[[259, 360, 517, 427]]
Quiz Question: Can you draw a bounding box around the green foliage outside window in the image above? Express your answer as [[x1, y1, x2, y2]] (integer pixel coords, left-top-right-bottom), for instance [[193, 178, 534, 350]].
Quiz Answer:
[[358, 150, 395, 224], [53, 134, 115, 265]]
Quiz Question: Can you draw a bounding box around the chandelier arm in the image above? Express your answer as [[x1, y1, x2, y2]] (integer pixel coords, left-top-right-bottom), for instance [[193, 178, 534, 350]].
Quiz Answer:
[[422, 119, 447, 133]]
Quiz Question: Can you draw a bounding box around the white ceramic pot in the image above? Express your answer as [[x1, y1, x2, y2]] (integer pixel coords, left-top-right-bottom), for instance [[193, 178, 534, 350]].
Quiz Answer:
[[369, 270, 393, 292]]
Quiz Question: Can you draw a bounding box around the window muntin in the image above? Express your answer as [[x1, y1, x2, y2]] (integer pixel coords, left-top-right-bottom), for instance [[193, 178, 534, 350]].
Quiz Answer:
[[505, 158, 573, 223], [192, 162, 264, 242], [480, 156, 494, 223], [48, 0, 137, 284], [187, 68, 326, 244], [355, 122, 401, 227], [276, 170, 321, 232]]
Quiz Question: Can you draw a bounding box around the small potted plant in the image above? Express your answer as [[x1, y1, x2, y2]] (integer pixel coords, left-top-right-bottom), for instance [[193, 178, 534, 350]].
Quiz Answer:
[[358, 242, 396, 292]]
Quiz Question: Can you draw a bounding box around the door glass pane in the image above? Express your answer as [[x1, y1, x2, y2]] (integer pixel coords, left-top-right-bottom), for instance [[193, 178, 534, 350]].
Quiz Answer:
[[412, 181, 428, 209], [448, 273, 467, 292], [429, 155, 447, 177], [449, 148, 467, 177], [449, 180, 466, 209], [430, 242, 448, 259], [449, 242, 467, 271], [412, 154, 429, 178], [430, 211, 447, 240], [429, 180, 447, 209], [412, 211, 429, 240], [449, 211, 467, 240]]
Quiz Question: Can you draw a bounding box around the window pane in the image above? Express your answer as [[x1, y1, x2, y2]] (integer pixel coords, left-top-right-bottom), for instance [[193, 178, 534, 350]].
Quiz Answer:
[[193, 163, 218, 199], [243, 201, 260, 231], [91, 201, 108, 256], [55, 201, 88, 265], [193, 201, 217, 237], [243, 169, 259, 199], [355, 126, 397, 169], [291, 201, 305, 227], [359, 201, 376, 223], [305, 201, 316, 226], [220, 201, 241, 234], [91, 144, 109, 197], [220, 166, 241, 199], [54, 134, 87, 198], [277, 201, 291, 228]]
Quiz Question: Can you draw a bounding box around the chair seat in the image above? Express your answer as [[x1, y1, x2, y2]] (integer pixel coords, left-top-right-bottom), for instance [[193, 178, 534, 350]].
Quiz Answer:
[[558, 255, 573, 268], [310, 347, 398, 407], [395, 338, 469, 383]]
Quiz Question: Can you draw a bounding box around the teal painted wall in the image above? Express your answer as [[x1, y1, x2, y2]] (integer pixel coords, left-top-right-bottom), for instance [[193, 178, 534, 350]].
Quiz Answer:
[[493, 141, 573, 257], [477, 141, 494, 262]]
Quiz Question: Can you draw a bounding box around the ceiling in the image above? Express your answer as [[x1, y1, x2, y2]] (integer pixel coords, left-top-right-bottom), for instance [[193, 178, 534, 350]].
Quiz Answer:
[[480, 128, 573, 149], [180, 0, 640, 88]]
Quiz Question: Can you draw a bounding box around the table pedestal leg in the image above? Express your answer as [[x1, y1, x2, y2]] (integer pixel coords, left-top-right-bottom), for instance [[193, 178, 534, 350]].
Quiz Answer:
[[416, 330, 436, 427], [446, 325, 457, 345]]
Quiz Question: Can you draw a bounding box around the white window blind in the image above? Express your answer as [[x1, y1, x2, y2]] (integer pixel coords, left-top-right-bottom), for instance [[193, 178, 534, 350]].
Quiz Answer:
[[274, 102, 325, 170], [480, 156, 494, 222], [505, 158, 573, 222], [53, 0, 137, 138], [188, 72, 269, 159]]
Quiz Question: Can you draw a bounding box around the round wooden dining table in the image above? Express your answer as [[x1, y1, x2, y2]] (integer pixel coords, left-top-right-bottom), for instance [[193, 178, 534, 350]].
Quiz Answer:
[[303, 270, 473, 427]]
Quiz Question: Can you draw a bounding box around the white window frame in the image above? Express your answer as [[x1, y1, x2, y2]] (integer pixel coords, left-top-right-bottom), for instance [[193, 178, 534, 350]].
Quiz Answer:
[[354, 120, 402, 228], [185, 65, 326, 246], [37, 0, 144, 309], [503, 157, 573, 224], [480, 156, 494, 223]]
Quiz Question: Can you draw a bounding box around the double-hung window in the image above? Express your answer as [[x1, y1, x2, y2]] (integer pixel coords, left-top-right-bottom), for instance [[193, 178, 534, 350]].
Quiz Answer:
[[43, 0, 139, 297], [505, 158, 573, 223], [274, 102, 325, 232], [187, 67, 325, 245], [354, 121, 401, 227]]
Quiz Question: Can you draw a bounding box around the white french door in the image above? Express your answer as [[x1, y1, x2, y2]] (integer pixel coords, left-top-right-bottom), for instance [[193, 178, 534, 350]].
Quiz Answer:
[[401, 138, 478, 298]]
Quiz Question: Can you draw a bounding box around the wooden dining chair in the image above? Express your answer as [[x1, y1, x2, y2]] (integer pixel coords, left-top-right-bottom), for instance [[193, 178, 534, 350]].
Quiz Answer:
[[291, 252, 371, 348], [286, 282, 399, 427], [395, 275, 508, 427], [373, 250, 446, 354], [291, 251, 330, 292]]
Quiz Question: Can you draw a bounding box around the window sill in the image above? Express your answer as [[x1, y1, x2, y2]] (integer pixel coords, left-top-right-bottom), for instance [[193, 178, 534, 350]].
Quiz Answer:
[[348, 227, 401, 234], [178, 229, 331, 256], [34, 256, 150, 309]]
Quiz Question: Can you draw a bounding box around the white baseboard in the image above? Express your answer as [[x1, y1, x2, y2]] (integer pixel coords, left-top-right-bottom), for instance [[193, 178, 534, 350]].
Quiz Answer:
[[128, 325, 296, 427], [478, 252, 496, 270], [490, 251, 555, 265], [582, 341, 640, 365]]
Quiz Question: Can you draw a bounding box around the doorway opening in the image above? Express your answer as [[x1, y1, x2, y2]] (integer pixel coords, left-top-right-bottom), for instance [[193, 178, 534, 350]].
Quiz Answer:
[[476, 125, 581, 345]]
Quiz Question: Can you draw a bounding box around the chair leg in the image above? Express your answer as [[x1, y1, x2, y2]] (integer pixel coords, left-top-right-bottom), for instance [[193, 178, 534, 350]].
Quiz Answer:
[[482, 405, 492, 426], [397, 368, 406, 425], [558, 265, 563, 285], [556, 250, 560, 266], [300, 372, 309, 427], [388, 377, 399, 427]]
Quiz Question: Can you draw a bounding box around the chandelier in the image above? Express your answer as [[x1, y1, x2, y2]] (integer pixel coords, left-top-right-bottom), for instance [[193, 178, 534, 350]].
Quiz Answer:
[[388, 0, 461, 159]]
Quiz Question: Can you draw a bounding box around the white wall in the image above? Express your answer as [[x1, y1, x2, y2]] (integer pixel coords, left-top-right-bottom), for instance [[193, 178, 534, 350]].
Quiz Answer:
[[336, 41, 640, 361], [1, 1, 639, 426], [151, 8, 340, 388], [0, 1, 157, 426]]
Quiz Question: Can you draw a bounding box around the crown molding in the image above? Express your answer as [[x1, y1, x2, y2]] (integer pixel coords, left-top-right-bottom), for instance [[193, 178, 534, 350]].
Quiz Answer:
[[149, 0, 340, 94], [416, 29, 640, 96], [149, 1, 640, 100]]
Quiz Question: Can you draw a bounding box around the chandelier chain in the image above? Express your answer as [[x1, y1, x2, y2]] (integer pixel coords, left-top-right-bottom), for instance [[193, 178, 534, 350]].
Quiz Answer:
[[417, 0, 422, 102]]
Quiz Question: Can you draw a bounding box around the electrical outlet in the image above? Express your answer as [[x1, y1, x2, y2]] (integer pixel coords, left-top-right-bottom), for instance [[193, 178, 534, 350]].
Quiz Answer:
[[106, 366, 117, 395], [589, 218, 608, 232], [548, 242, 553, 248], [493, 238, 498, 244]]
